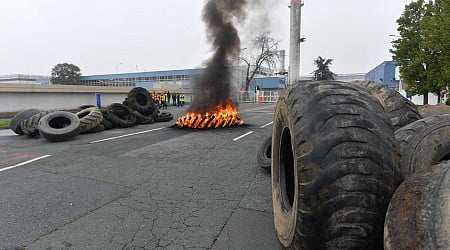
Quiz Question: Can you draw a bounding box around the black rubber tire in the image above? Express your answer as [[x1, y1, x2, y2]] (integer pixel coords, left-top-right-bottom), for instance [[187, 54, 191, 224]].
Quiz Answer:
[[384, 160, 450, 250], [127, 87, 153, 115], [78, 104, 96, 110], [21, 109, 57, 137], [85, 124, 105, 134], [76, 107, 103, 133], [256, 135, 271, 173], [149, 102, 159, 119], [106, 103, 136, 128], [395, 114, 450, 178], [38, 111, 81, 142], [350, 80, 421, 130], [10, 109, 40, 135], [132, 110, 154, 125], [101, 118, 113, 130], [155, 112, 173, 122], [271, 81, 402, 249]]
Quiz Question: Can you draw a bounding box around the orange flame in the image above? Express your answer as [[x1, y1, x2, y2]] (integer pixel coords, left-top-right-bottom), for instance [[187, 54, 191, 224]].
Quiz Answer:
[[177, 102, 244, 129]]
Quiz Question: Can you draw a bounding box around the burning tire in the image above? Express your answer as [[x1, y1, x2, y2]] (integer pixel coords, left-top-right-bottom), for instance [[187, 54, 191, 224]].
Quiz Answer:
[[257, 135, 271, 173], [395, 114, 450, 178], [271, 81, 402, 249], [38, 111, 81, 142], [76, 107, 103, 133], [350, 80, 421, 129], [106, 103, 136, 128], [384, 160, 450, 249], [21, 109, 57, 137], [10, 109, 40, 135], [127, 87, 154, 115]]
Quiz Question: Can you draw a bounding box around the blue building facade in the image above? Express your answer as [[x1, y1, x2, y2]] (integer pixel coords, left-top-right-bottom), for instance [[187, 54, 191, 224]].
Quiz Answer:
[[79, 69, 203, 89], [365, 61, 398, 88], [250, 76, 286, 91]]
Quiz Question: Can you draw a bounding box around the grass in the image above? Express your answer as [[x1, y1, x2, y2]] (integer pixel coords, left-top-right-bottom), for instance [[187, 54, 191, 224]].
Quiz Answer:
[[0, 120, 10, 130]]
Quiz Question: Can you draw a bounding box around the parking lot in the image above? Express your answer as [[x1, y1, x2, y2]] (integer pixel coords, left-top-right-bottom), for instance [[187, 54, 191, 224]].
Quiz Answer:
[[0, 103, 282, 249]]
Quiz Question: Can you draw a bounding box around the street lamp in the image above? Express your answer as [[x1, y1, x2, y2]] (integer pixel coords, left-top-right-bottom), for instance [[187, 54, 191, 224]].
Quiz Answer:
[[115, 62, 123, 73]]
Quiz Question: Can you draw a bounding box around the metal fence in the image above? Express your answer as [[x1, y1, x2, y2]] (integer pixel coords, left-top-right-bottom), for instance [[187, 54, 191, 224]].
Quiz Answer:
[[237, 90, 282, 103]]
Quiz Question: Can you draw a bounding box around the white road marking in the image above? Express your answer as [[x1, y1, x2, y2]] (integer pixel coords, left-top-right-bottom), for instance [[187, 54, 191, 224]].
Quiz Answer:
[[233, 131, 254, 141], [260, 121, 273, 128], [89, 127, 165, 144], [0, 154, 51, 173]]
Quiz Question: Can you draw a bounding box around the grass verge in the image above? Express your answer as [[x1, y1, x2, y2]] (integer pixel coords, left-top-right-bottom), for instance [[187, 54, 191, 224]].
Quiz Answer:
[[0, 121, 10, 130]]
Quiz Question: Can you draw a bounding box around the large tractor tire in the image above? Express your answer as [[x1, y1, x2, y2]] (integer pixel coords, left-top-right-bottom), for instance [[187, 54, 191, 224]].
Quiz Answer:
[[256, 135, 272, 173], [21, 109, 57, 137], [132, 110, 154, 125], [127, 87, 154, 115], [38, 111, 81, 142], [395, 114, 450, 178], [76, 107, 103, 133], [272, 81, 402, 249], [10, 109, 40, 135], [106, 103, 136, 128], [384, 160, 450, 249], [350, 80, 421, 130]]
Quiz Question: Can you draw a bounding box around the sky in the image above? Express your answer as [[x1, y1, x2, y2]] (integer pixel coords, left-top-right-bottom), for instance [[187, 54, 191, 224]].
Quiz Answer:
[[0, 0, 412, 77]]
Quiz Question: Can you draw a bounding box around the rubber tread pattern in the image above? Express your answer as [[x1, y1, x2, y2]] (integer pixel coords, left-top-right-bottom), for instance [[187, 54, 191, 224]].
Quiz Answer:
[[272, 81, 402, 249]]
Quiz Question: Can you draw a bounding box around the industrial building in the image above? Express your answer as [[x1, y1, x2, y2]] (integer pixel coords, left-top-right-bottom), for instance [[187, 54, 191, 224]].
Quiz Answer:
[[365, 61, 398, 88]]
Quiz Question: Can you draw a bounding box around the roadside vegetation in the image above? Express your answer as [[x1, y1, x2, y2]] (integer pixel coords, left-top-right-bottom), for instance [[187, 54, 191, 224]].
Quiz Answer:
[[391, 0, 450, 104], [0, 120, 10, 130]]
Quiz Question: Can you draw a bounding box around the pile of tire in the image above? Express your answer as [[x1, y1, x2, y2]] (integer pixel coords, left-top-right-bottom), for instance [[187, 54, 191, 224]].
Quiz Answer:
[[261, 80, 450, 249], [10, 107, 104, 142], [9, 87, 174, 142]]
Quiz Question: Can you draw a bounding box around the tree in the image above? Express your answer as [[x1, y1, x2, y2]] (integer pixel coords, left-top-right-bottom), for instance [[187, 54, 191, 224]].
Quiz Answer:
[[312, 56, 335, 81], [240, 32, 279, 91], [50, 63, 81, 85], [391, 0, 449, 104]]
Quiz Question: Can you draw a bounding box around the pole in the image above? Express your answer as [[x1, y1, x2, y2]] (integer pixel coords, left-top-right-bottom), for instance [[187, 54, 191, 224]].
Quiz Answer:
[[288, 0, 302, 85]]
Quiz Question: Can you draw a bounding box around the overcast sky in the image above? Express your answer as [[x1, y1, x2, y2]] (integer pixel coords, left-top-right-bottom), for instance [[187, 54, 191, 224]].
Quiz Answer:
[[0, 0, 411, 76]]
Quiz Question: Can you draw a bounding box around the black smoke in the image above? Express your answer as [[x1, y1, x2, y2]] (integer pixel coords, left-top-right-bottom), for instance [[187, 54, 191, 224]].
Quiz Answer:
[[188, 0, 248, 114]]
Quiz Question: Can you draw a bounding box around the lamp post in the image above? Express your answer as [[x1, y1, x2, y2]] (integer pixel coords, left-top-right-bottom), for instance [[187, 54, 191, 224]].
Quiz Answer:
[[115, 62, 123, 73]]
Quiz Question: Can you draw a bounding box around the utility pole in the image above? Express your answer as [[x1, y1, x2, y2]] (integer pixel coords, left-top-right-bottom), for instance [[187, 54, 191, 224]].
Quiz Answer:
[[288, 0, 303, 85]]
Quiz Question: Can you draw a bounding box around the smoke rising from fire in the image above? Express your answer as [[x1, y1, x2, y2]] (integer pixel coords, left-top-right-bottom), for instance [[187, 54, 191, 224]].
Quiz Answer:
[[188, 0, 248, 114]]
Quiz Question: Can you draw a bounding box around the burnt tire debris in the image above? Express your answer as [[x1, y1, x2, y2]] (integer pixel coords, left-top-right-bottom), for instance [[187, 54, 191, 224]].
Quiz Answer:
[[9, 87, 173, 142]]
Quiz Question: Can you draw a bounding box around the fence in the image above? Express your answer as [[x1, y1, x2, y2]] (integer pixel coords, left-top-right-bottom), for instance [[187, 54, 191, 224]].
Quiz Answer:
[[237, 90, 282, 103]]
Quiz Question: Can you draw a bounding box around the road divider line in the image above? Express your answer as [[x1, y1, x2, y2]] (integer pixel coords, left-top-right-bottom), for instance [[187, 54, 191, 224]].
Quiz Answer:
[[0, 154, 51, 173], [260, 121, 273, 128], [89, 127, 165, 144], [233, 131, 254, 141]]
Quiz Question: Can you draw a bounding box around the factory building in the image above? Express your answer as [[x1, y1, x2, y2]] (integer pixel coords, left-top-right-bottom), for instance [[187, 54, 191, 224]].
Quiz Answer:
[[365, 61, 398, 88]]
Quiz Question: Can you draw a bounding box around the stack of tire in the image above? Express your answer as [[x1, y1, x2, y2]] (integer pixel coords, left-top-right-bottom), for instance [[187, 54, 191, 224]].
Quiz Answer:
[[260, 80, 450, 249], [9, 87, 174, 142], [10, 107, 104, 142]]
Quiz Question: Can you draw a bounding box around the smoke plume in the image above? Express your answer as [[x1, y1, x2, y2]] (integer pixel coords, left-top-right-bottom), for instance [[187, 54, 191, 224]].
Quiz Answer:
[[188, 0, 248, 114]]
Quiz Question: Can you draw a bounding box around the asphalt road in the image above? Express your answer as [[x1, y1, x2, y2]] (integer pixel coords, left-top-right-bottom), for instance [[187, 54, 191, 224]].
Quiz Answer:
[[0, 103, 282, 250]]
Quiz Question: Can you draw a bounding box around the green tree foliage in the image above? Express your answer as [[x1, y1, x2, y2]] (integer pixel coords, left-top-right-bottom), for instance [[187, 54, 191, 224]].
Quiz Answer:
[[312, 56, 335, 81], [391, 0, 449, 104], [50, 63, 82, 85]]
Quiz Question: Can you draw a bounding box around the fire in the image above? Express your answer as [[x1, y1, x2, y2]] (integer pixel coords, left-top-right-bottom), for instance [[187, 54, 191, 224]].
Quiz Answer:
[[177, 102, 244, 129]]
